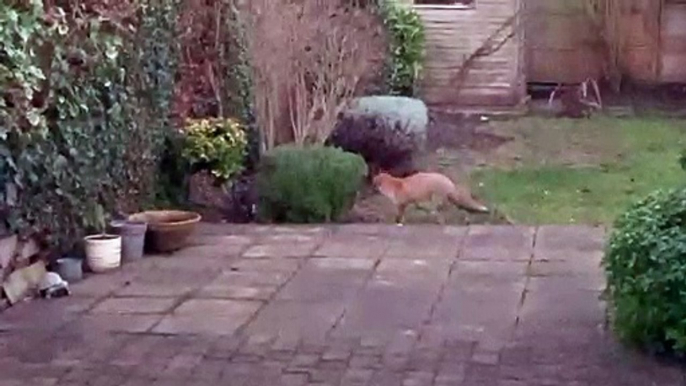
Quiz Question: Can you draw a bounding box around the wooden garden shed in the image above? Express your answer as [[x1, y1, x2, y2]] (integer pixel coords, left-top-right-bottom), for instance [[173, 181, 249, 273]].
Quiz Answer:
[[402, 0, 528, 112], [526, 0, 686, 85], [406, 0, 686, 111]]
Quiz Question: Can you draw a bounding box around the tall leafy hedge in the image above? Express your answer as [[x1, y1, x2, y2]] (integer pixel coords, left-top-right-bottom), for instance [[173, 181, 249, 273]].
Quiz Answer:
[[0, 0, 252, 250], [1, 0, 175, 244]]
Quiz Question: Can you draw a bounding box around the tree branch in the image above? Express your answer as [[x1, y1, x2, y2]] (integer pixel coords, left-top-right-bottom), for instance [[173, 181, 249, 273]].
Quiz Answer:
[[451, 12, 519, 97]]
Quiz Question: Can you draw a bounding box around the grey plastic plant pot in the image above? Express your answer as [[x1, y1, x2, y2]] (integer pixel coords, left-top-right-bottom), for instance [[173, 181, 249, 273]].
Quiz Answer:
[[110, 220, 148, 262], [55, 257, 83, 282]]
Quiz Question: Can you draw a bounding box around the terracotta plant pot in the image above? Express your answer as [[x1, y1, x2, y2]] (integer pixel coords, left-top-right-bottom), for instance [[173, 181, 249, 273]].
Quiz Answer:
[[128, 210, 201, 253]]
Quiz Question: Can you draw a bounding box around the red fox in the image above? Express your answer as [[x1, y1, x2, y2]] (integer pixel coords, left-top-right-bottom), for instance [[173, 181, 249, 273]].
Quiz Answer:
[[372, 171, 490, 224]]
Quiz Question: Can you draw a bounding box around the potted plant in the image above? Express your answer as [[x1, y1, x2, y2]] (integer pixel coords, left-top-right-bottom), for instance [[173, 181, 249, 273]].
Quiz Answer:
[[83, 203, 121, 273]]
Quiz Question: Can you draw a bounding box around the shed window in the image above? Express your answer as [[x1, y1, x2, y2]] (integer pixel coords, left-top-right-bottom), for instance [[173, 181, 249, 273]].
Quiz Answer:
[[413, 0, 474, 8]]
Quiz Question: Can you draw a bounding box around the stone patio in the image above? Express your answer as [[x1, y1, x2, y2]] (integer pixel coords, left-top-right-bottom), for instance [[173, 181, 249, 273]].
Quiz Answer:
[[0, 224, 684, 385]]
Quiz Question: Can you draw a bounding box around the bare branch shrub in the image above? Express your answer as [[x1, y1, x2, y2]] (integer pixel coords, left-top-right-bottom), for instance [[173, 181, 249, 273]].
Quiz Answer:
[[245, 0, 386, 150]]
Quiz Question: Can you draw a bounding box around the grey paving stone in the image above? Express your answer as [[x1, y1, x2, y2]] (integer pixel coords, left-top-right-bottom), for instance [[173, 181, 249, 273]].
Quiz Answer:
[[462, 226, 535, 261], [152, 299, 261, 335], [314, 234, 388, 259], [90, 297, 177, 314], [245, 300, 344, 341], [243, 241, 319, 259]]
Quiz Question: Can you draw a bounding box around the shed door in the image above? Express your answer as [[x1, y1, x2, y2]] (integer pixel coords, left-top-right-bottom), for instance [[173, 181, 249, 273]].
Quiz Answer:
[[524, 0, 604, 84], [660, 0, 686, 82]]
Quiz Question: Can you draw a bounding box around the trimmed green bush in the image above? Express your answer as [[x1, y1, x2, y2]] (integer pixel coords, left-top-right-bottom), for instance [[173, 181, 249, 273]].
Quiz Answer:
[[257, 145, 367, 223], [603, 187, 686, 355]]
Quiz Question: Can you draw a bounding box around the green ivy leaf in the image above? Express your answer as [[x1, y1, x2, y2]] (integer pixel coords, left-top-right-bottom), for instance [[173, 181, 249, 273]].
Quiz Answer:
[[26, 110, 42, 126]]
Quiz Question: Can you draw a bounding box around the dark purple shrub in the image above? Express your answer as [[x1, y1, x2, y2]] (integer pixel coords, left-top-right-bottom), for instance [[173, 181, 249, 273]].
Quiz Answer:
[[326, 115, 418, 177]]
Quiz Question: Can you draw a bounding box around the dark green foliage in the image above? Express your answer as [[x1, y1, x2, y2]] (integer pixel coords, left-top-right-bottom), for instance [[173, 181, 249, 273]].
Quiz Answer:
[[0, 0, 255, 249], [379, 0, 425, 96], [155, 134, 192, 207], [257, 145, 367, 223], [138, 0, 182, 207], [603, 187, 686, 355], [0, 0, 178, 248], [224, 173, 257, 223]]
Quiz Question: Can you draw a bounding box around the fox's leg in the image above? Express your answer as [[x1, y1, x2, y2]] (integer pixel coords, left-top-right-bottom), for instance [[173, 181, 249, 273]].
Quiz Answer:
[[435, 199, 449, 225], [415, 201, 432, 213], [395, 203, 408, 225], [435, 211, 446, 225]]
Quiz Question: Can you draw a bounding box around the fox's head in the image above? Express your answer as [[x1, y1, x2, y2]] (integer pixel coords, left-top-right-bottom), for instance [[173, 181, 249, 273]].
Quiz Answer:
[[371, 172, 392, 189]]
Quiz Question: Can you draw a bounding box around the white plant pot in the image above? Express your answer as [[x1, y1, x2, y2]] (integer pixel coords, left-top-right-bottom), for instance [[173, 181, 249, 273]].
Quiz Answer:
[[84, 234, 122, 273]]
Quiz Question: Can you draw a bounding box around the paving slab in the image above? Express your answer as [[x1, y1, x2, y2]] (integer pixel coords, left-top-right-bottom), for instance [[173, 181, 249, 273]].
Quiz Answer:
[[204, 269, 291, 288], [197, 284, 277, 301], [314, 233, 389, 259], [276, 258, 374, 302], [115, 282, 197, 298], [333, 282, 440, 337], [383, 230, 464, 259], [169, 241, 244, 259], [145, 255, 227, 272], [90, 297, 177, 314], [68, 269, 137, 298], [452, 260, 529, 281], [130, 266, 220, 286], [462, 226, 535, 261], [245, 300, 345, 341], [242, 241, 319, 259], [0, 297, 96, 332], [64, 313, 163, 334], [342, 287, 432, 327], [517, 277, 606, 332], [153, 299, 261, 335], [228, 257, 303, 273], [536, 225, 606, 254], [429, 281, 522, 348]]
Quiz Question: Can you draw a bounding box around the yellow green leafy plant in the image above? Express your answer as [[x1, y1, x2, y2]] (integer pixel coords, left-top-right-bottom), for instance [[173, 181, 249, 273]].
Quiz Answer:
[[182, 118, 247, 181]]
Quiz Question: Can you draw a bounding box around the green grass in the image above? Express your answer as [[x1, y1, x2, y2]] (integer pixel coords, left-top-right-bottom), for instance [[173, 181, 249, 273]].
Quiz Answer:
[[472, 116, 686, 225]]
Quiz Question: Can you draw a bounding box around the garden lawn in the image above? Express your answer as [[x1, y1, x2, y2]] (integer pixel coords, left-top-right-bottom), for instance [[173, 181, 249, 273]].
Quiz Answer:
[[472, 116, 686, 226]]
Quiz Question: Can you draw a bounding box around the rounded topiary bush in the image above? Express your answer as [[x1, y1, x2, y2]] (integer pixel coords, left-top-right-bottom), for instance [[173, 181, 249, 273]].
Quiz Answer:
[[603, 187, 686, 355], [257, 145, 367, 223]]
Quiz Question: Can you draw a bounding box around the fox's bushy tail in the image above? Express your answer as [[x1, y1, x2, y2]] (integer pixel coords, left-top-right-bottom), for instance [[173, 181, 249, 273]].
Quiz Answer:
[[448, 191, 489, 213]]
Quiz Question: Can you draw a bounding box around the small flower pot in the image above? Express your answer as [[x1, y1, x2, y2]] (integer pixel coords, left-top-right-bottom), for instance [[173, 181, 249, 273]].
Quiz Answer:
[[55, 257, 83, 282], [84, 234, 122, 273], [110, 220, 148, 262]]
